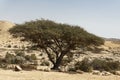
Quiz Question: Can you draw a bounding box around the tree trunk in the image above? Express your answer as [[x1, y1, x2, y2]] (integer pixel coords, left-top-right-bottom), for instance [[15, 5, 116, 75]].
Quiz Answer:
[[52, 62, 60, 70], [51, 57, 62, 70], [51, 52, 66, 70]]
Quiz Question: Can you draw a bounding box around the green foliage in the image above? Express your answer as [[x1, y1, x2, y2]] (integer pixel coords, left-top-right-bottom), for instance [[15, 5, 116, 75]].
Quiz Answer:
[[68, 67, 76, 72], [30, 54, 37, 60], [4, 52, 37, 65], [25, 55, 31, 61], [25, 54, 37, 61], [75, 58, 120, 72], [14, 56, 26, 64], [91, 59, 120, 71], [9, 19, 104, 47], [5, 52, 26, 64], [41, 60, 50, 66], [5, 52, 15, 64], [15, 51, 25, 57], [61, 54, 73, 66], [9, 19, 104, 70], [75, 58, 93, 72]]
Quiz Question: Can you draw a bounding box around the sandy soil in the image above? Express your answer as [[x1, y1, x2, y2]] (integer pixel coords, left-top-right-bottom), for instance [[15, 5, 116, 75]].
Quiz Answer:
[[0, 69, 120, 80]]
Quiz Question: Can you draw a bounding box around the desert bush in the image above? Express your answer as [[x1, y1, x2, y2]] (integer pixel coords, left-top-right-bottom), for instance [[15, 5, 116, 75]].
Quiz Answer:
[[29, 46, 38, 50], [20, 64, 36, 70], [30, 54, 37, 60], [5, 52, 15, 64], [0, 58, 7, 68], [0, 58, 4, 64], [68, 67, 76, 72], [15, 51, 25, 57], [75, 58, 93, 72], [5, 52, 26, 64], [91, 59, 120, 71], [25, 54, 37, 62], [107, 61, 120, 70], [4, 51, 37, 65], [61, 57, 71, 66], [75, 58, 120, 72], [25, 55, 32, 61], [41, 60, 50, 66], [14, 56, 26, 64]]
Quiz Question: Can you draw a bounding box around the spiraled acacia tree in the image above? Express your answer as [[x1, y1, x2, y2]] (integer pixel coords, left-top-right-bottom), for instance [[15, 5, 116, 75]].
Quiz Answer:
[[9, 19, 104, 70]]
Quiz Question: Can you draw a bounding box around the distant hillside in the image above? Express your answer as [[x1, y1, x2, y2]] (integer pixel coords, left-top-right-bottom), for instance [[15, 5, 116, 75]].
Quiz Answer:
[[104, 38, 120, 44], [0, 20, 29, 50], [0, 21, 15, 31]]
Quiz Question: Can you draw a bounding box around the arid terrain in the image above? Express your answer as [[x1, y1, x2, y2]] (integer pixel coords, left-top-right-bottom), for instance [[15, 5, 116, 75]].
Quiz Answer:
[[0, 69, 120, 80], [0, 21, 120, 80]]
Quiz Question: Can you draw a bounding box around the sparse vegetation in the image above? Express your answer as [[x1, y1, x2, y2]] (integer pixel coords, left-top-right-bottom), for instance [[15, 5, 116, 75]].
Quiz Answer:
[[15, 51, 25, 57], [41, 60, 50, 66], [25, 55, 31, 61], [14, 56, 26, 64], [68, 67, 76, 72], [30, 54, 37, 60], [0, 51, 38, 69], [5, 52, 15, 64], [75, 58, 120, 72], [4, 52, 26, 64], [75, 58, 93, 72], [91, 59, 120, 71]]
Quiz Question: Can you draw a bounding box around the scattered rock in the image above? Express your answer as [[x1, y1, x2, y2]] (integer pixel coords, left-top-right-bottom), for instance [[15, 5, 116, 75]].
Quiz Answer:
[[101, 71, 111, 76], [92, 70, 101, 75], [14, 65, 22, 71], [76, 70, 84, 74]]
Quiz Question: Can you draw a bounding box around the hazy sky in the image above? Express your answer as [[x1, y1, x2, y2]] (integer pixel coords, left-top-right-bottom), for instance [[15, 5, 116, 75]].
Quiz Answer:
[[0, 0, 120, 38]]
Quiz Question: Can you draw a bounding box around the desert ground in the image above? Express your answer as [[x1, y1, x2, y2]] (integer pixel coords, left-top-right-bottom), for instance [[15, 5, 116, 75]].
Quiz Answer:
[[0, 69, 120, 80]]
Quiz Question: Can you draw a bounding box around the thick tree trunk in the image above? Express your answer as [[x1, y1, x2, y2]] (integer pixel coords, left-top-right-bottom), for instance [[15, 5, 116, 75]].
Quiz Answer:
[[51, 52, 66, 70], [52, 62, 60, 70], [51, 57, 63, 70]]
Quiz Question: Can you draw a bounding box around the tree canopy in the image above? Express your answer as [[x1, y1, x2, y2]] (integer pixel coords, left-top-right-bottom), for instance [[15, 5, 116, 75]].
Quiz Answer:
[[9, 19, 104, 70]]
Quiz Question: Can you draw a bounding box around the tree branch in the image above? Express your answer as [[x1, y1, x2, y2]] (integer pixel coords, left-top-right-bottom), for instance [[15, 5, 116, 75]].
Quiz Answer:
[[44, 47, 55, 65]]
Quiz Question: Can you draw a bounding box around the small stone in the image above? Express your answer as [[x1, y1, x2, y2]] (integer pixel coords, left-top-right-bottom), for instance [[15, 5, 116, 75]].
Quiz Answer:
[[92, 70, 101, 75], [101, 71, 111, 76], [15, 65, 22, 71], [76, 70, 84, 74]]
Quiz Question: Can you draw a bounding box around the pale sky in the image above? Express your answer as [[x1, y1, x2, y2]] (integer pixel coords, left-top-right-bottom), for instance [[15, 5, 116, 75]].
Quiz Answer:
[[0, 0, 120, 38]]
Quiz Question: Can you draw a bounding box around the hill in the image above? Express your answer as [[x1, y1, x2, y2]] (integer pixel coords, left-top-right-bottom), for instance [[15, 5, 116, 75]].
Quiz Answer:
[[0, 21, 29, 57]]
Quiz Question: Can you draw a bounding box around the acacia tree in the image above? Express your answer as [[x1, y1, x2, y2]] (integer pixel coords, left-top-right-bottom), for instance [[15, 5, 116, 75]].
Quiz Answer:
[[9, 19, 104, 70]]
